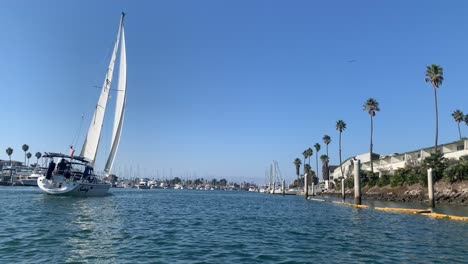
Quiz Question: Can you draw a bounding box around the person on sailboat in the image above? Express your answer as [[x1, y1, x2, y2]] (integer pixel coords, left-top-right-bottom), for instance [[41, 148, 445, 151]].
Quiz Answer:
[[83, 165, 91, 180], [46, 159, 56, 180], [57, 159, 67, 174]]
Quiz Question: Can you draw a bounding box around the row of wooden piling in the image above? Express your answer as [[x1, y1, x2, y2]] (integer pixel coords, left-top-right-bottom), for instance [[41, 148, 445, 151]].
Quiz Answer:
[[304, 159, 436, 209]]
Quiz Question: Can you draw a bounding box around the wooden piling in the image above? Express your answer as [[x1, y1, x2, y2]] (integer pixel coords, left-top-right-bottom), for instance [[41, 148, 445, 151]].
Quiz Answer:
[[427, 168, 434, 208], [354, 159, 361, 205], [282, 180, 285, 196], [341, 178, 345, 201], [304, 173, 308, 199]]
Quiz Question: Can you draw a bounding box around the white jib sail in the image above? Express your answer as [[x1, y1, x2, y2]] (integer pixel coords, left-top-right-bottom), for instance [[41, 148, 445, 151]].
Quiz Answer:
[[104, 26, 127, 176], [81, 15, 123, 164]]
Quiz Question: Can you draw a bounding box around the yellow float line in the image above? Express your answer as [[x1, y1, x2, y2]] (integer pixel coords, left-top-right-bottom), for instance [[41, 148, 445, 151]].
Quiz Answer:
[[374, 207, 431, 214], [310, 200, 467, 221], [375, 207, 468, 221], [420, 213, 468, 221], [332, 201, 369, 208]]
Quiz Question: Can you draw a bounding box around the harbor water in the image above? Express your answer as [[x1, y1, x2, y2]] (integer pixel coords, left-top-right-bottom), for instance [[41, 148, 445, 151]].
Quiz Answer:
[[0, 187, 467, 263]]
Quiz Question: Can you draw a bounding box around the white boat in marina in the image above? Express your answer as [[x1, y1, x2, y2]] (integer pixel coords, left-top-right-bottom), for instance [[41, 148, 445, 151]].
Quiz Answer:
[[38, 13, 128, 197], [137, 180, 150, 189], [0, 165, 40, 186], [18, 167, 44, 186]]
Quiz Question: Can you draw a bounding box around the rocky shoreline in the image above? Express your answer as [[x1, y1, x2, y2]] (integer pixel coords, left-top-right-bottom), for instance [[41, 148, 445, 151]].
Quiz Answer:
[[322, 180, 468, 206]]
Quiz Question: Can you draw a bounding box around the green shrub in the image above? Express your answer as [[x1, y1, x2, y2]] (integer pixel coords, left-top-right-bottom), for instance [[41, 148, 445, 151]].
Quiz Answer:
[[378, 173, 390, 187], [361, 171, 378, 188], [390, 172, 405, 187], [423, 153, 448, 182], [444, 162, 468, 182], [346, 176, 354, 189]]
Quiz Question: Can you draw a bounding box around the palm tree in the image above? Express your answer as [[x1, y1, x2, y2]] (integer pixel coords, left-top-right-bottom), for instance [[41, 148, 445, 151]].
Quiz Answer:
[[452, 109, 464, 139], [35, 152, 42, 167], [322, 135, 331, 157], [336, 120, 346, 178], [320, 154, 329, 184], [302, 150, 308, 171], [363, 98, 380, 174], [306, 148, 313, 166], [6, 147, 13, 182], [26, 152, 32, 166], [425, 64, 444, 153], [304, 164, 313, 192], [465, 115, 468, 127], [294, 158, 302, 186], [22, 144, 29, 165], [314, 143, 321, 180]]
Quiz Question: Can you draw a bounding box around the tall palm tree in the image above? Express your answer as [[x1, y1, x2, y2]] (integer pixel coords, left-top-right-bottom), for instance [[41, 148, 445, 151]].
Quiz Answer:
[[306, 148, 313, 166], [452, 109, 464, 139], [6, 147, 13, 182], [302, 150, 308, 172], [336, 120, 346, 178], [320, 154, 329, 183], [363, 98, 380, 174], [322, 135, 331, 157], [294, 158, 302, 186], [314, 143, 321, 180], [6, 147, 13, 164], [425, 64, 444, 153], [465, 114, 468, 126], [22, 144, 29, 165], [35, 152, 42, 167], [26, 152, 32, 166]]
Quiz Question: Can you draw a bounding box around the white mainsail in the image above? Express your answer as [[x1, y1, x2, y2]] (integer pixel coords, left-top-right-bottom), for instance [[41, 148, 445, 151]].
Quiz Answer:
[[104, 26, 127, 176], [81, 14, 124, 164]]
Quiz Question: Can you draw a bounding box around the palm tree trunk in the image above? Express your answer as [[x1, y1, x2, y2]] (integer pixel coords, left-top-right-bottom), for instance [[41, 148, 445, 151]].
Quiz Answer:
[[339, 132, 344, 200], [315, 154, 319, 181], [326, 145, 329, 158], [458, 123, 461, 140], [9, 156, 12, 183], [339, 132, 344, 180], [433, 86, 439, 153], [370, 115, 374, 174]]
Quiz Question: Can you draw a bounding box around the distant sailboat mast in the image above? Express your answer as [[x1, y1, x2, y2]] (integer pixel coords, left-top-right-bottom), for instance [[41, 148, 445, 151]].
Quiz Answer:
[[81, 13, 125, 165], [104, 15, 127, 176]]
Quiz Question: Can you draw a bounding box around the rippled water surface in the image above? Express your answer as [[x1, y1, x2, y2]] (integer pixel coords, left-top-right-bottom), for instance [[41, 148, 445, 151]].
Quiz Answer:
[[0, 187, 467, 263]]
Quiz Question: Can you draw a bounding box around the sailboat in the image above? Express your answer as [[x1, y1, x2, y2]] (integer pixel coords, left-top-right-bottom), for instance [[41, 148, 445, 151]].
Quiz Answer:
[[37, 13, 127, 197]]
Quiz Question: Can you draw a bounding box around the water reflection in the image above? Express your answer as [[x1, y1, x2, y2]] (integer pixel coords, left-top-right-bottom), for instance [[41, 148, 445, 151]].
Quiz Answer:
[[1, 187, 467, 263]]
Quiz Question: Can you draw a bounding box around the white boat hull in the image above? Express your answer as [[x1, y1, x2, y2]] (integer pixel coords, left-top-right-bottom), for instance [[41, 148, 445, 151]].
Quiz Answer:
[[21, 179, 39, 186], [37, 175, 110, 197]]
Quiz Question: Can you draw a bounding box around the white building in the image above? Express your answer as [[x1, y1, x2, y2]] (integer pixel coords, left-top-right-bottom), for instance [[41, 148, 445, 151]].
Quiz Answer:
[[332, 139, 468, 178]]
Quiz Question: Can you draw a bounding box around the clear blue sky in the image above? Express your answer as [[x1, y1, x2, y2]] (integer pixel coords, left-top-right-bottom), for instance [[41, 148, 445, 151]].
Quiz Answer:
[[1, 0, 467, 184]]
